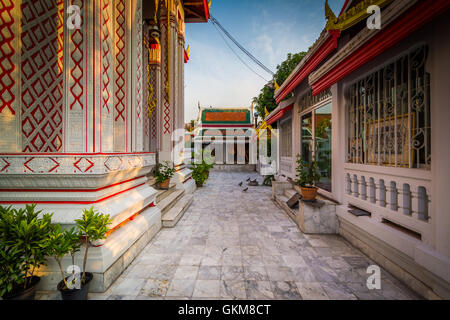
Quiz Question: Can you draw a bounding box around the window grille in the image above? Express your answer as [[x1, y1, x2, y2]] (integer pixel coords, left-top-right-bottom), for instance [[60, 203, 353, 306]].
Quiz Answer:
[[346, 45, 431, 169], [280, 118, 292, 157]]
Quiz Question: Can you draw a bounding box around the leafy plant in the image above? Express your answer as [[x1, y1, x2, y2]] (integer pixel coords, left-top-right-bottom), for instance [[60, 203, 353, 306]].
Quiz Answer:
[[46, 225, 81, 290], [295, 155, 321, 187], [263, 175, 275, 186], [154, 161, 176, 184], [74, 207, 112, 284], [191, 163, 208, 186], [0, 204, 53, 296]]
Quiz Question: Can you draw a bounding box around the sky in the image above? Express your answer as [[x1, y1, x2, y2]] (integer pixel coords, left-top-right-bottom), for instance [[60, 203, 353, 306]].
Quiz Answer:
[[184, 0, 346, 122]]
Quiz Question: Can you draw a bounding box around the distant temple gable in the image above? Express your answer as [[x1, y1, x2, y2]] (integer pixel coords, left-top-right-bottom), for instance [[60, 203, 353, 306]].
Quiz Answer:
[[200, 108, 251, 125]]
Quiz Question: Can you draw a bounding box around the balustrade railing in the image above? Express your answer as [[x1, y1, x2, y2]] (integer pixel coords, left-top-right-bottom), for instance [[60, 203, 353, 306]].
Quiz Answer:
[[343, 163, 432, 244]]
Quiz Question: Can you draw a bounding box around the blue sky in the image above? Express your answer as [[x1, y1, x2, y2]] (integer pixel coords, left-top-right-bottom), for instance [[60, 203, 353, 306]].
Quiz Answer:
[[184, 0, 346, 122]]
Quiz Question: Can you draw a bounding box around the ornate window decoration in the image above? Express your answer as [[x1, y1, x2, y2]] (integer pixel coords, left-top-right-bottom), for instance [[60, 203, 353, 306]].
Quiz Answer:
[[346, 44, 431, 169], [299, 88, 332, 113], [280, 116, 292, 157]]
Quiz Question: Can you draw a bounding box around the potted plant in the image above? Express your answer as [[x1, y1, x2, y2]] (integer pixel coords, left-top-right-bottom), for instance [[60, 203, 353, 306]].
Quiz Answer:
[[0, 205, 53, 300], [294, 155, 321, 201], [192, 163, 208, 187], [47, 224, 83, 300], [154, 161, 176, 190], [54, 207, 112, 300]]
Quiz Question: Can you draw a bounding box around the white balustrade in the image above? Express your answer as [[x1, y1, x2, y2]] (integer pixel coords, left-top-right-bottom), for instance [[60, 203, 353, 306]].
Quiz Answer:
[[343, 163, 432, 244]]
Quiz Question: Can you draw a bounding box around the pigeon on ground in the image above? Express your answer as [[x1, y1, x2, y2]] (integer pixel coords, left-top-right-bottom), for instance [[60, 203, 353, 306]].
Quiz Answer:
[[238, 182, 243, 186], [243, 187, 248, 192]]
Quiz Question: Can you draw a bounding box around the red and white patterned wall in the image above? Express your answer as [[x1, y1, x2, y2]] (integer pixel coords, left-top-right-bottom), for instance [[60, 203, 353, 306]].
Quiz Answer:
[[20, 0, 64, 152], [0, 0, 147, 154]]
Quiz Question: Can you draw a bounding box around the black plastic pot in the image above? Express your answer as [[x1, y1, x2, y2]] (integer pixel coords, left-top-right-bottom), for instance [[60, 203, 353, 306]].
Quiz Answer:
[[57, 272, 93, 300], [2, 276, 40, 300]]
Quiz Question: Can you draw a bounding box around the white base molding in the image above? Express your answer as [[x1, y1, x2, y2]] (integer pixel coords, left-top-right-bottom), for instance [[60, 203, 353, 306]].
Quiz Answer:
[[337, 205, 450, 299]]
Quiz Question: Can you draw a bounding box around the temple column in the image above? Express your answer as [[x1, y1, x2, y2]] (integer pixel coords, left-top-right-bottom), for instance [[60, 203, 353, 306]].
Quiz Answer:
[[0, 0, 160, 293]]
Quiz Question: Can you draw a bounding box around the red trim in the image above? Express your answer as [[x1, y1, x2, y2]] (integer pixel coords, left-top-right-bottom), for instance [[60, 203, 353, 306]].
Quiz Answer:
[[266, 104, 293, 125], [275, 31, 340, 104], [0, 183, 146, 205], [0, 175, 145, 193], [183, 176, 193, 184], [175, 166, 186, 172], [0, 152, 155, 156], [312, 0, 450, 95], [203, 0, 209, 22], [106, 202, 155, 237], [184, 49, 189, 63]]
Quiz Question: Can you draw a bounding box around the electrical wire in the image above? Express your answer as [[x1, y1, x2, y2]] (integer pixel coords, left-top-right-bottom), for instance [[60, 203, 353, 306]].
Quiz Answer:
[[211, 21, 269, 82], [210, 15, 275, 76]]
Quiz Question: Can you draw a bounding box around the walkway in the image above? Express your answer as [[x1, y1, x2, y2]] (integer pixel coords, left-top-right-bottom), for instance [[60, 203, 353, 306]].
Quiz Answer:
[[38, 171, 421, 300]]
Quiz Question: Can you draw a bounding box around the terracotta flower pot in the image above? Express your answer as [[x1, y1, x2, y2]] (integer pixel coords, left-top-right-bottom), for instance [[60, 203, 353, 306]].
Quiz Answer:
[[159, 178, 170, 190], [300, 186, 318, 201]]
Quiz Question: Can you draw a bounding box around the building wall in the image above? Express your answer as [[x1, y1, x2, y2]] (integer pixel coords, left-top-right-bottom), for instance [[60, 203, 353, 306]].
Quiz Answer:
[[332, 13, 450, 297]]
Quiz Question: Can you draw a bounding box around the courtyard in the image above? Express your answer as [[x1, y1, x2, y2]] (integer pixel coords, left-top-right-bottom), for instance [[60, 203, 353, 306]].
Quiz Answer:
[[36, 171, 420, 300]]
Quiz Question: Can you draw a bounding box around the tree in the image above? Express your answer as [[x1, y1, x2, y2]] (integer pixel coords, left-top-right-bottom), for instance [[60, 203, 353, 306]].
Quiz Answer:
[[254, 51, 307, 119]]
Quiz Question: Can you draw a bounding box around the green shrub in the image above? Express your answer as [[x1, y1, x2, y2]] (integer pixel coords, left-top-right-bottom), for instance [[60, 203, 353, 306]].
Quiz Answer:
[[0, 204, 53, 296], [46, 225, 81, 290], [192, 163, 208, 186], [154, 161, 176, 184], [295, 155, 321, 187], [74, 207, 112, 284]]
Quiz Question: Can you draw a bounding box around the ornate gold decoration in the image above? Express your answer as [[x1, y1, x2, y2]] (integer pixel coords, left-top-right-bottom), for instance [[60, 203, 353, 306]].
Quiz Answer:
[[154, 0, 159, 24], [325, 0, 393, 32]]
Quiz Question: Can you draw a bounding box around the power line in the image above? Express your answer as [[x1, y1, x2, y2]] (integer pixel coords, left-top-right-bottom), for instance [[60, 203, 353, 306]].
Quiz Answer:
[[211, 21, 269, 82], [210, 15, 275, 77]]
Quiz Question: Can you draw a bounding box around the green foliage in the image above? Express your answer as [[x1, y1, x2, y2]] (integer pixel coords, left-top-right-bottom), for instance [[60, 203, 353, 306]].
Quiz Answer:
[[75, 207, 112, 283], [154, 161, 176, 184], [46, 225, 82, 289], [263, 175, 275, 187], [254, 51, 307, 117], [191, 163, 208, 186], [295, 155, 321, 187], [0, 204, 54, 296]]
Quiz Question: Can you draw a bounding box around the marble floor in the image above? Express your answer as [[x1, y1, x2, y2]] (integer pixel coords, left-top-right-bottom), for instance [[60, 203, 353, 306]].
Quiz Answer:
[[37, 171, 421, 300]]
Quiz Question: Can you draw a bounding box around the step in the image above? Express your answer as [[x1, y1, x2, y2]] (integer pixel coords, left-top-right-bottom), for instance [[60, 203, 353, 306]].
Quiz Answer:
[[284, 188, 298, 199], [274, 194, 298, 222], [162, 194, 194, 228], [157, 188, 185, 214], [155, 183, 177, 203]]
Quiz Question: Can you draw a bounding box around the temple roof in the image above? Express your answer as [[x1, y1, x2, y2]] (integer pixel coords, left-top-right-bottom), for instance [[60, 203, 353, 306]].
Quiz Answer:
[[199, 108, 252, 126], [183, 0, 210, 23]]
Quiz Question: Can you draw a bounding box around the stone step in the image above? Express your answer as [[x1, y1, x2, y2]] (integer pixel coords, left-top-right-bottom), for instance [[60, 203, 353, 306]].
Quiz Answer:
[[274, 194, 298, 222], [162, 194, 194, 228], [158, 188, 185, 215], [284, 188, 298, 199], [155, 183, 177, 203]]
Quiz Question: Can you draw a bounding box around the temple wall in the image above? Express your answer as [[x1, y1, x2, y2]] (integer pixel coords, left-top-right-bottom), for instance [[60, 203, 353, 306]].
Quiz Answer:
[[333, 12, 450, 298]]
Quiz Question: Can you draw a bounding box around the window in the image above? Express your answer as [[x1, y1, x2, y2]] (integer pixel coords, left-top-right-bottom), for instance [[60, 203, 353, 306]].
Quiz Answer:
[[347, 45, 431, 169], [280, 118, 292, 157], [301, 103, 332, 192]]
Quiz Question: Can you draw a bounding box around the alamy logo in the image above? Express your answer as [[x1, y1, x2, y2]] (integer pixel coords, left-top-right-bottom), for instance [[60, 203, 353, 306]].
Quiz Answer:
[[67, 5, 82, 30], [367, 5, 381, 30], [66, 265, 82, 289], [366, 265, 381, 290]]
